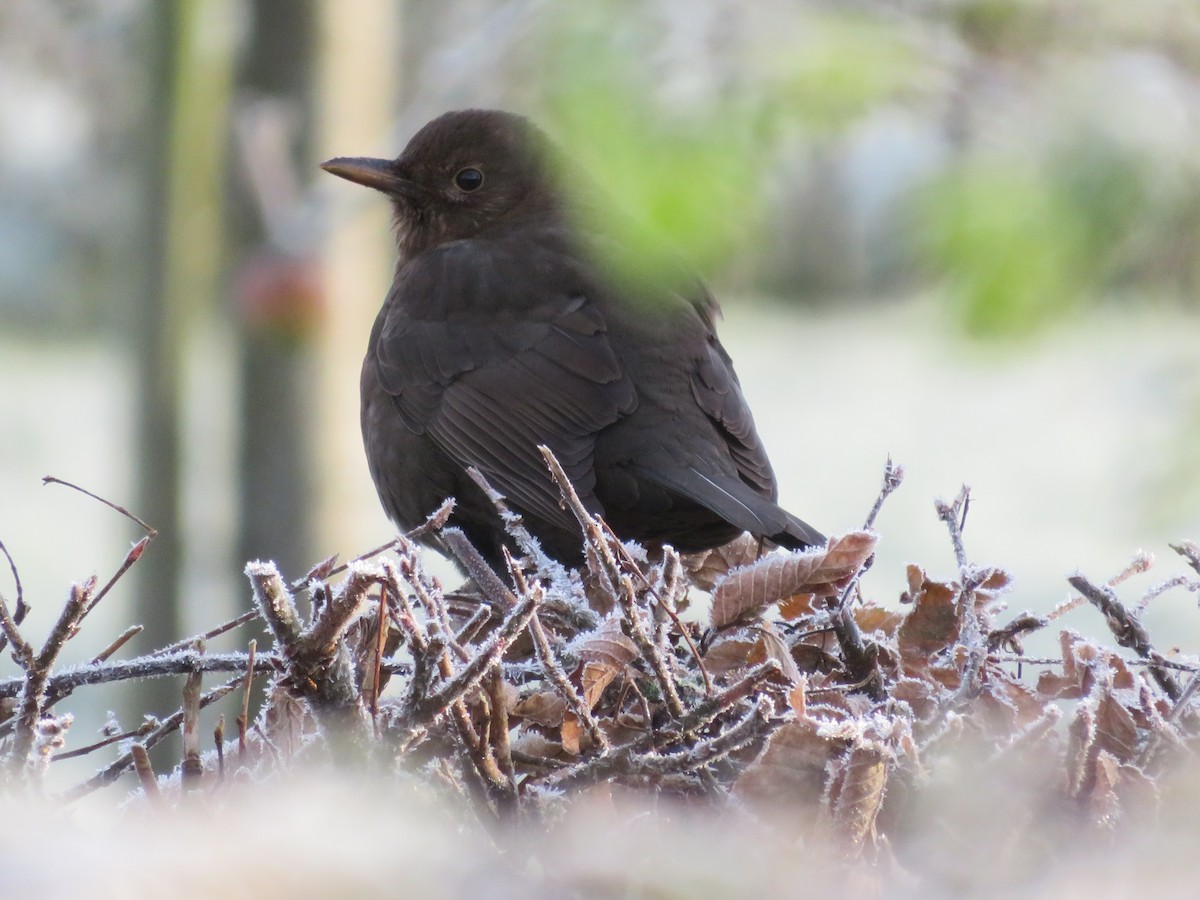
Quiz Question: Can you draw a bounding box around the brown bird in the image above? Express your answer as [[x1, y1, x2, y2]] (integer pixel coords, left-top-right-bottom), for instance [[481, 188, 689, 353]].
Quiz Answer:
[[321, 109, 823, 568]]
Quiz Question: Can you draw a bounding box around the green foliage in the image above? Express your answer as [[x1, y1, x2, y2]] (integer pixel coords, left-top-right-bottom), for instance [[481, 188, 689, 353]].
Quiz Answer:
[[528, 6, 928, 289], [763, 14, 927, 132], [918, 135, 1152, 337]]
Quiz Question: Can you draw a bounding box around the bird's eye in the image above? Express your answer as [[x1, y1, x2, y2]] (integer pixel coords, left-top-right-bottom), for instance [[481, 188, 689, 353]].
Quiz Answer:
[[453, 167, 484, 192]]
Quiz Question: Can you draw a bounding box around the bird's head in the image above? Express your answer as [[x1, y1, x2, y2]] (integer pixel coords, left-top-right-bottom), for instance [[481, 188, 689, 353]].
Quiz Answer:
[[321, 109, 566, 257]]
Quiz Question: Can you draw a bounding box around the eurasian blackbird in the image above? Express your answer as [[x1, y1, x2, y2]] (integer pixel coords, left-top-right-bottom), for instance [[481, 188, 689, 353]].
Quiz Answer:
[[321, 109, 823, 568]]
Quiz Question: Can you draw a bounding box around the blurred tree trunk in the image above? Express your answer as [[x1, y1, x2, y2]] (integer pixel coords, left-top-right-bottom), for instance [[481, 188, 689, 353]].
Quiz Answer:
[[313, 0, 401, 555], [132, 1, 237, 719], [132, 4, 182, 663], [229, 0, 319, 581]]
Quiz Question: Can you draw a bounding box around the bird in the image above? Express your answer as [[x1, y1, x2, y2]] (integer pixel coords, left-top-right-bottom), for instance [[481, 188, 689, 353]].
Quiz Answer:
[[321, 109, 824, 569]]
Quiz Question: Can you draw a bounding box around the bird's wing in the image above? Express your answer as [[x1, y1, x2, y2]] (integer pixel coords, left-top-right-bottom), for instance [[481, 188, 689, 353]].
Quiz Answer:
[[369, 240, 637, 532], [671, 286, 825, 548], [683, 287, 778, 497]]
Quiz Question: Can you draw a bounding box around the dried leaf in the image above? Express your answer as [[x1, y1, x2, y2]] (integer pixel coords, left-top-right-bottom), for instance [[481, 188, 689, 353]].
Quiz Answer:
[[897, 566, 961, 665], [511, 691, 566, 727], [581, 661, 619, 709], [1083, 751, 1122, 826], [1094, 687, 1139, 763], [736, 720, 837, 805], [754, 620, 803, 684], [684, 534, 762, 591], [828, 745, 889, 853], [779, 592, 817, 620], [789, 677, 808, 717], [792, 642, 841, 676], [703, 634, 759, 676], [711, 531, 877, 629], [891, 677, 942, 720], [1038, 631, 1103, 699], [854, 602, 905, 637], [575, 616, 638, 708], [576, 616, 638, 668], [561, 712, 582, 756]]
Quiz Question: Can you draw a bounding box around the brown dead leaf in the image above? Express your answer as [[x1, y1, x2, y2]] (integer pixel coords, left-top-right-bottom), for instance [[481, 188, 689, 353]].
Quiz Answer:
[[575, 616, 638, 708], [703, 634, 759, 677], [711, 531, 877, 629], [683, 533, 762, 591], [1094, 686, 1139, 763], [510, 730, 566, 762], [735, 719, 838, 806], [779, 592, 817, 620], [561, 712, 582, 756], [581, 661, 619, 709], [792, 642, 841, 676], [511, 691, 566, 727], [897, 565, 961, 665], [754, 620, 803, 683], [854, 601, 905, 637], [576, 616, 639, 668], [1038, 631, 1102, 700], [828, 745, 889, 853], [1083, 751, 1122, 826], [789, 676, 808, 717], [890, 677, 942, 720]]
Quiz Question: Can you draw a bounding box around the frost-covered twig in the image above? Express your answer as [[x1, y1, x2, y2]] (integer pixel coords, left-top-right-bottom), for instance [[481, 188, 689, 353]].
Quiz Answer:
[[1067, 573, 1181, 700], [7, 578, 93, 780], [247, 560, 369, 739], [61, 678, 240, 804]]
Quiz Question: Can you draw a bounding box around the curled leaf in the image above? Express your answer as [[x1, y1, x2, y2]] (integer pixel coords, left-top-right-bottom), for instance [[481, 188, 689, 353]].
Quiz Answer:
[[711, 531, 877, 629]]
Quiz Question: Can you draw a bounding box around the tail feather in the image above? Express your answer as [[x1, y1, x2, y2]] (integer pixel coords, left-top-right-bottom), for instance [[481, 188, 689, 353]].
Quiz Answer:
[[639, 465, 825, 550]]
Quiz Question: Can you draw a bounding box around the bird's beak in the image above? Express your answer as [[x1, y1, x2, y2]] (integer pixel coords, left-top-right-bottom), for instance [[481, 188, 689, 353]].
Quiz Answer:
[[320, 156, 424, 199]]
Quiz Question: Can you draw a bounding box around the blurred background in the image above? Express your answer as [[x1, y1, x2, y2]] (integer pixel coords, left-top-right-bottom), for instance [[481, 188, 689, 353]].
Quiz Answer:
[[1, 0, 1197, 737]]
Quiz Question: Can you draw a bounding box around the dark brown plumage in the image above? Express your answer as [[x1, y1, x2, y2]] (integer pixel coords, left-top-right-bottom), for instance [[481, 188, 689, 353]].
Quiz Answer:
[[321, 109, 823, 567]]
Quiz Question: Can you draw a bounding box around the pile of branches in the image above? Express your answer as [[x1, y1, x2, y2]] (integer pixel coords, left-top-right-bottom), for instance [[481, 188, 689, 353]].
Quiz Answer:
[[2, 458, 1199, 861]]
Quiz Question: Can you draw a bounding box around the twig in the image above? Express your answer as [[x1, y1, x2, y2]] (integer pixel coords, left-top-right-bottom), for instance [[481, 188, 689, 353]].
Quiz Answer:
[[158, 609, 260, 656], [0, 649, 277, 702], [506, 547, 607, 750], [52, 723, 156, 762], [62, 678, 240, 804], [91, 625, 145, 664], [935, 486, 971, 570], [0, 538, 28, 655], [441, 528, 517, 610], [181, 642, 204, 791], [1171, 540, 1200, 577], [7, 578, 94, 778], [603, 523, 712, 696], [618, 572, 685, 718], [248, 560, 370, 735], [237, 640, 256, 761], [42, 475, 157, 535], [826, 598, 886, 702], [83, 536, 152, 619], [864, 456, 905, 530], [288, 499, 455, 592], [1068, 573, 1181, 700], [214, 716, 226, 782], [412, 591, 539, 726], [130, 744, 164, 808]]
